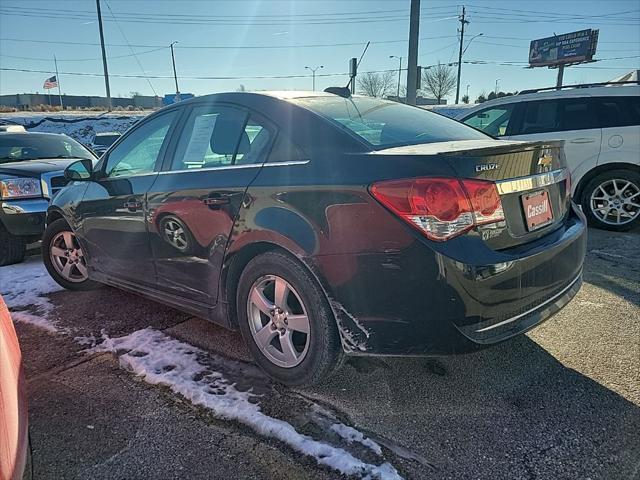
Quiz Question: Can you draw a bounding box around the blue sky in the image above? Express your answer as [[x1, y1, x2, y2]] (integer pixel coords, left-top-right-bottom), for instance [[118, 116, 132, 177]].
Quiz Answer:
[[0, 0, 638, 103]]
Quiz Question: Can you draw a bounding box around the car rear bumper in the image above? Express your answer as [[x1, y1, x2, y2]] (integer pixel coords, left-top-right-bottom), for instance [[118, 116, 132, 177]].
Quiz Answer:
[[311, 203, 587, 356], [1, 199, 48, 237]]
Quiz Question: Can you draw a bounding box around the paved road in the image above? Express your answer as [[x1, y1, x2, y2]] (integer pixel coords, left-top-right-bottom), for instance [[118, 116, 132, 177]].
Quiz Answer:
[[10, 226, 640, 479]]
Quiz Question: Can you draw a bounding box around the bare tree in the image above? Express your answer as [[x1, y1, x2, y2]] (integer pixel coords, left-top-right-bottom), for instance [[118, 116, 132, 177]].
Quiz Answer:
[[358, 71, 395, 98], [422, 63, 456, 104]]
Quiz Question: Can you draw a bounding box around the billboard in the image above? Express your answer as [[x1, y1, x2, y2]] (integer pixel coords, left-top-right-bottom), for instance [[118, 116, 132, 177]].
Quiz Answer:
[[529, 29, 599, 67]]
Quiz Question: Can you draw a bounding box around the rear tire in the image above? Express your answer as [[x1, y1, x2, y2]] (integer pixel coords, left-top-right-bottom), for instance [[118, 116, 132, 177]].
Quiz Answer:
[[0, 223, 26, 266], [236, 250, 345, 386], [42, 218, 101, 291], [581, 169, 640, 231]]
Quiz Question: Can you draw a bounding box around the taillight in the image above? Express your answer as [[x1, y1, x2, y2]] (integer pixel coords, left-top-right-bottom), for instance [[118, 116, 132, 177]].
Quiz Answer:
[[370, 177, 505, 241]]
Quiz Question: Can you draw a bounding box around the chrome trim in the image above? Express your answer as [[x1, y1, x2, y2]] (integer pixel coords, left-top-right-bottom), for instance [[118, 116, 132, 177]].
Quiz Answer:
[[157, 160, 310, 175], [475, 272, 582, 333], [40, 170, 66, 199], [496, 168, 567, 195], [1, 198, 49, 215]]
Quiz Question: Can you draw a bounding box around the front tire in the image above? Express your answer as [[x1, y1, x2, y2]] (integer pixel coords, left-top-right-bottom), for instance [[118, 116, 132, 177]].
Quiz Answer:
[[0, 223, 26, 266], [42, 219, 100, 291], [581, 169, 640, 231], [236, 251, 344, 386]]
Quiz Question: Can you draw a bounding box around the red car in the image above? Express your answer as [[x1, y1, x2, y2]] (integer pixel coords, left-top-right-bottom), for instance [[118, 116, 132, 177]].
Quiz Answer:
[[0, 296, 30, 480]]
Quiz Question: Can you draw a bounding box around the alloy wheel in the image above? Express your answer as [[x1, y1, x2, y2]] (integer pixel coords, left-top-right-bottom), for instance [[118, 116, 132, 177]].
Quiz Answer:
[[246, 275, 310, 368], [50, 231, 89, 283], [590, 178, 640, 226], [162, 218, 189, 251]]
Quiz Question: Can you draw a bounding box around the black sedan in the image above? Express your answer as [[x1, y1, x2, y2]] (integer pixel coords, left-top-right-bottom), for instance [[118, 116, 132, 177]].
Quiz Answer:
[[42, 91, 587, 385]]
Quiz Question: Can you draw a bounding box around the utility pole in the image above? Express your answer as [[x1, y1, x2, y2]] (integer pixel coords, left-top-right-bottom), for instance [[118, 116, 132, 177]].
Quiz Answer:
[[53, 54, 63, 109], [305, 65, 323, 91], [406, 0, 420, 105], [455, 5, 469, 104], [170, 41, 180, 101], [390, 56, 402, 101], [495, 78, 500, 95], [96, 0, 111, 111]]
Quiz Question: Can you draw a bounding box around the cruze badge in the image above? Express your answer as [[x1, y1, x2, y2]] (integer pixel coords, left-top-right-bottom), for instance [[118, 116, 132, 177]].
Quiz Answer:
[[475, 163, 499, 172]]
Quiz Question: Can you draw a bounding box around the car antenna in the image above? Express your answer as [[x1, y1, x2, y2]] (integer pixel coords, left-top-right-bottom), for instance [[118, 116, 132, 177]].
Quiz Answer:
[[324, 41, 370, 98]]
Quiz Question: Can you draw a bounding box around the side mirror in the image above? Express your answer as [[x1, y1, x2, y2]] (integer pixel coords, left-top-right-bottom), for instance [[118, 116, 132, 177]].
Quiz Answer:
[[64, 159, 94, 181]]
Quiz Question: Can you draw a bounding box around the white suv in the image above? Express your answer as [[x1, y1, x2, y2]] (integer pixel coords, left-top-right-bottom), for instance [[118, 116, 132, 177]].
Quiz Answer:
[[459, 84, 640, 231]]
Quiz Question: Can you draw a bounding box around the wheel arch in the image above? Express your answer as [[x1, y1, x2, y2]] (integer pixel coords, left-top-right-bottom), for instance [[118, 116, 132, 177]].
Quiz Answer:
[[574, 162, 640, 203], [45, 207, 67, 227]]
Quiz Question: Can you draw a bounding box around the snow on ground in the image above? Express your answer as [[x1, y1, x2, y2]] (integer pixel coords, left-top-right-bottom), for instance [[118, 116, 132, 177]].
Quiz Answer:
[[0, 257, 64, 332], [0, 112, 146, 146], [92, 328, 402, 480]]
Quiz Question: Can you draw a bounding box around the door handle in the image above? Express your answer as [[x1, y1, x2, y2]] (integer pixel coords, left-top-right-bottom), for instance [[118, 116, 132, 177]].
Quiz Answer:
[[124, 200, 142, 211], [202, 196, 230, 208], [570, 138, 596, 144]]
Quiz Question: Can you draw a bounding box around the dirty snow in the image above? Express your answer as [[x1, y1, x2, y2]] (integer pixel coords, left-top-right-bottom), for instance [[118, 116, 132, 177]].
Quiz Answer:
[[92, 328, 402, 480], [1, 113, 144, 145], [330, 423, 384, 456], [0, 256, 64, 332]]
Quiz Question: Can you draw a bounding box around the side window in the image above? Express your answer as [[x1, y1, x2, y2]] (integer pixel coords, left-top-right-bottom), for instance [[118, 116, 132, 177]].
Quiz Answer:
[[519, 100, 560, 135], [463, 104, 515, 137], [558, 99, 597, 132], [105, 111, 176, 177], [268, 133, 308, 163], [171, 106, 273, 170], [594, 96, 640, 128], [235, 117, 274, 165]]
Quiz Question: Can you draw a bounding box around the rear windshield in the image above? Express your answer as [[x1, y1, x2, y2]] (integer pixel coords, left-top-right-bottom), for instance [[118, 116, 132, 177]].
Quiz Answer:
[[292, 96, 488, 148], [0, 133, 95, 163]]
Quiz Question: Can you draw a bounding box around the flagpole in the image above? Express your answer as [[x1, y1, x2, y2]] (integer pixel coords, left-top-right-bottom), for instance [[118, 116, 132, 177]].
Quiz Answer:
[[54, 54, 63, 109]]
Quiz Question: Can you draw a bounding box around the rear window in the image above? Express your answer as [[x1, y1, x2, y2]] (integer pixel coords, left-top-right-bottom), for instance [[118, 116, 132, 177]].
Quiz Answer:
[[292, 96, 488, 148], [593, 96, 640, 128], [93, 134, 120, 146]]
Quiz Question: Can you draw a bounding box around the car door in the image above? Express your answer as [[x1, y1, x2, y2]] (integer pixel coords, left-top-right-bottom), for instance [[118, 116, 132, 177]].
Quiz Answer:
[[77, 109, 180, 286], [506, 97, 602, 180], [592, 95, 640, 168], [147, 102, 276, 305]]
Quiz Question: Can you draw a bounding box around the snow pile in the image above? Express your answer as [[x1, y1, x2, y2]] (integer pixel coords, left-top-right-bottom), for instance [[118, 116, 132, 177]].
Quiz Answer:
[[1, 113, 144, 146], [93, 328, 402, 480], [0, 257, 64, 332], [331, 423, 384, 456]]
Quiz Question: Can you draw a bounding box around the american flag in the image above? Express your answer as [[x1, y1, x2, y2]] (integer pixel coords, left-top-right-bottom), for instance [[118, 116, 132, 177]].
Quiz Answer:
[[43, 76, 58, 89]]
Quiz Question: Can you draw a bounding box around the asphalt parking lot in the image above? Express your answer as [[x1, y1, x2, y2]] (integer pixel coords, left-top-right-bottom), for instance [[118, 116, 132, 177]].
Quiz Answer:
[[5, 226, 639, 480]]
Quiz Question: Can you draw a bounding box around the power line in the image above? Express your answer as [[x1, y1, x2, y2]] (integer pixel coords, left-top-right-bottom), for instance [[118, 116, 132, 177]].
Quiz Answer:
[[103, 0, 157, 95], [0, 47, 167, 63], [0, 36, 458, 50]]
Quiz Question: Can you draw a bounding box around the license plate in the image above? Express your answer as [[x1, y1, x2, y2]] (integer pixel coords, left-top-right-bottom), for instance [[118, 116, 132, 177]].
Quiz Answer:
[[522, 190, 553, 231]]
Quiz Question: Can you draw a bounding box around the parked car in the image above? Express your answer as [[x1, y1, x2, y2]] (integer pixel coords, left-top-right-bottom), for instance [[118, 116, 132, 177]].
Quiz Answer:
[[459, 83, 640, 231], [0, 296, 31, 480], [89, 131, 121, 156], [42, 91, 586, 386], [0, 131, 97, 265]]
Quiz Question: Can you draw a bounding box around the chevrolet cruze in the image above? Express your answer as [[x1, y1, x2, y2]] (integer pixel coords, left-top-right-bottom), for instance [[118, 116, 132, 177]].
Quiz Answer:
[[42, 91, 587, 385]]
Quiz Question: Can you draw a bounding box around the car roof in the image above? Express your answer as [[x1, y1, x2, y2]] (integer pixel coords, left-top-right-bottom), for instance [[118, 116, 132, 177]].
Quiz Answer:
[[94, 131, 120, 136], [461, 84, 640, 116]]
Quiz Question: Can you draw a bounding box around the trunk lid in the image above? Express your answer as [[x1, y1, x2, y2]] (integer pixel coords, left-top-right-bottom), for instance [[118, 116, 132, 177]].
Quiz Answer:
[[374, 139, 570, 249]]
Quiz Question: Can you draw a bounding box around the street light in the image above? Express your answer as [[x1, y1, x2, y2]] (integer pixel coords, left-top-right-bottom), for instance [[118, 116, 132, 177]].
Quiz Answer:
[[304, 65, 323, 91], [389, 55, 402, 102], [463, 32, 484, 55], [455, 32, 483, 104], [170, 41, 180, 102]]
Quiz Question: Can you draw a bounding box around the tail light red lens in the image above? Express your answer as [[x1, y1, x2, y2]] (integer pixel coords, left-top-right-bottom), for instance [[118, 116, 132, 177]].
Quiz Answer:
[[370, 177, 505, 241]]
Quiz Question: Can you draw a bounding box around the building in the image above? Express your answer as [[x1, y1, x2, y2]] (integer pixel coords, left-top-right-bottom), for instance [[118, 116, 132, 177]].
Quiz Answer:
[[0, 93, 162, 110]]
